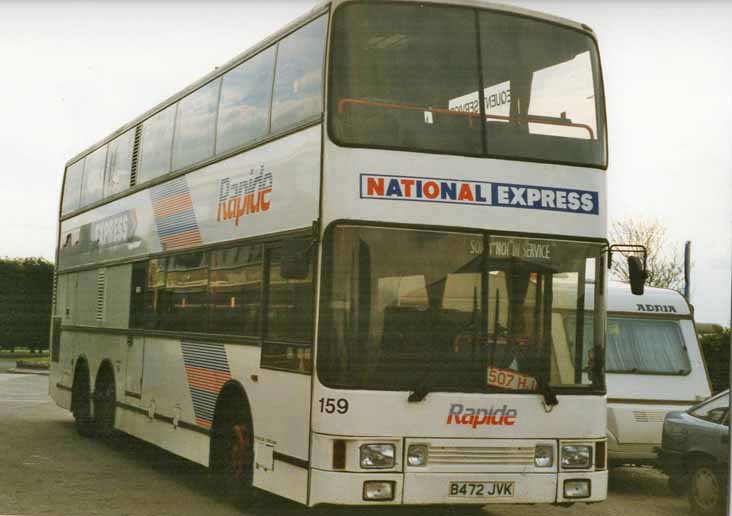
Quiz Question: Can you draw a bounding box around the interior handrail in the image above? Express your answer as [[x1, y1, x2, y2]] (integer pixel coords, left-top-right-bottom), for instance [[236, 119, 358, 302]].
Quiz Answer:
[[337, 97, 595, 139]]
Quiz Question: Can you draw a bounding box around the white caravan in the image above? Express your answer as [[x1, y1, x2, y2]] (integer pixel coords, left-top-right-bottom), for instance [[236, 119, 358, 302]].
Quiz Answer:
[[569, 282, 712, 466]]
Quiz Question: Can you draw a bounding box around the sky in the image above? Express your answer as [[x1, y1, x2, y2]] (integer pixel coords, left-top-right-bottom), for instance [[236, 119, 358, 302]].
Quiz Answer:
[[0, 0, 730, 325]]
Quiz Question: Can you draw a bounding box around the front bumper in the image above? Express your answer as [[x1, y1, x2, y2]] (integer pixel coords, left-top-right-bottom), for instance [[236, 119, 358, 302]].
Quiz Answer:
[[657, 447, 686, 478], [309, 469, 608, 506]]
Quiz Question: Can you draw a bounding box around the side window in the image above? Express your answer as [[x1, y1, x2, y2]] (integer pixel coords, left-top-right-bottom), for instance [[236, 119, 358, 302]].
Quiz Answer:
[[139, 104, 176, 184], [209, 245, 262, 336], [130, 261, 147, 328], [161, 252, 209, 333], [172, 79, 221, 171], [143, 258, 166, 329], [61, 159, 85, 215], [265, 247, 313, 342], [105, 129, 134, 197], [216, 46, 276, 154], [270, 15, 328, 133], [691, 394, 729, 424], [80, 145, 108, 207]]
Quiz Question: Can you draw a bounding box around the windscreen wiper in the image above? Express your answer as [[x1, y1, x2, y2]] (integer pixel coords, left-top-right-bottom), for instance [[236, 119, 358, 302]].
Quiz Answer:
[[408, 376, 432, 403]]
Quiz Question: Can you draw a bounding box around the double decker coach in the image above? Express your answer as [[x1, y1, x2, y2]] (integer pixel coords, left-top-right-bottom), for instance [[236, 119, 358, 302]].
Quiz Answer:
[[50, 0, 643, 508]]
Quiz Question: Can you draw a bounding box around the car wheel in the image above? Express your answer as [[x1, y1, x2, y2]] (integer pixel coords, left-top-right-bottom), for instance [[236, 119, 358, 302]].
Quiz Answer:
[[688, 460, 726, 515]]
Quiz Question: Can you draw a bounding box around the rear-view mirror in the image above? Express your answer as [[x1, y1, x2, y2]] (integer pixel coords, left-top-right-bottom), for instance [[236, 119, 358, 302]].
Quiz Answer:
[[281, 238, 311, 280], [628, 255, 646, 295]]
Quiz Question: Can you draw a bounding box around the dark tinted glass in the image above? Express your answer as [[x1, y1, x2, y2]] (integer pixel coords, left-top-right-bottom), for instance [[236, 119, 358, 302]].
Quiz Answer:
[[143, 258, 166, 329], [271, 15, 327, 132], [217, 47, 276, 153], [139, 104, 176, 183], [479, 12, 605, 165], [329, 4, 482, 155], [209, 245, 262, 336], [329, 3, 607, 167], [266, 248, 313, 342], [80, 146, 107, 207], [62, 160, 84, 215], [160, 252, 209, 332], [318, 227, 603, 391], [173, 79, 220, 170], [105, 129, 134, 197]]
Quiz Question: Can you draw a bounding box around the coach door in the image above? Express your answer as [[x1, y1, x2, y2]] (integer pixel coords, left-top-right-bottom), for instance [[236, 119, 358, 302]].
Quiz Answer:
[[125, 262, 147, 402], [125, 336, 145, 401]]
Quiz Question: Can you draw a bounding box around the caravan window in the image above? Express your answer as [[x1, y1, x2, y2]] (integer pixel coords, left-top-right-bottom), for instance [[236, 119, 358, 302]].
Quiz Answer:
[[565, 316, 691, 375]]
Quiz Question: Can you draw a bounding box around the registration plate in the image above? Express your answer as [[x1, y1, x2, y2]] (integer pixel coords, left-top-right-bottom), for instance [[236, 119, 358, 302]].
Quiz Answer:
[[449, 481, 515, 498]]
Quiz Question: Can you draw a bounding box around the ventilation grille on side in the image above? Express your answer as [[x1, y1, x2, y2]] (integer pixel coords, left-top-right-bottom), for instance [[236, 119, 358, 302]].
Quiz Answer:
[[130, 125, 142, 187], [52, 273, 58, 315], [632, 410, 666, 423], [96, 269, 106, 322]]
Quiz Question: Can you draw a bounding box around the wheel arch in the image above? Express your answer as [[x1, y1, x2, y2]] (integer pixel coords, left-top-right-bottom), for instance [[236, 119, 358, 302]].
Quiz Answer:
[[71, 355, 91, 412], [94, 359, 116, 390], [209, 380, 254, 467]]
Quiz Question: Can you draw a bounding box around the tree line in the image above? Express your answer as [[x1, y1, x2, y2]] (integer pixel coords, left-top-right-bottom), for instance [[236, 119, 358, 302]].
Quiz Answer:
[[0, 257, 54, 352]]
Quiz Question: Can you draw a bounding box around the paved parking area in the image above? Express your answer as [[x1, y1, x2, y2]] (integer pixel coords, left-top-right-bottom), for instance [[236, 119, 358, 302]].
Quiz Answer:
[[0, 374, 689, 516]]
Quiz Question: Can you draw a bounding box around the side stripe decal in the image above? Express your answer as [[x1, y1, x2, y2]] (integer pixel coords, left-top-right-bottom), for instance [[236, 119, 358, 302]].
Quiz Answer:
[[181, 341, 231, 429]]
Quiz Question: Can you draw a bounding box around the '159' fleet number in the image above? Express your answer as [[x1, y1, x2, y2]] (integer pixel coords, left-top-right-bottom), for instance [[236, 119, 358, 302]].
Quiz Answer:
[[318, 397, 349, 414]]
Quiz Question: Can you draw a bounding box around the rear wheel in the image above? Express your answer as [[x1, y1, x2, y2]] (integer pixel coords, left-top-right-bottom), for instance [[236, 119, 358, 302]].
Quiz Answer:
[[689, 460, 726, 515], [71, 363, 95, 437], [211, 396, 256, 508], [93, 366, 116, 438]]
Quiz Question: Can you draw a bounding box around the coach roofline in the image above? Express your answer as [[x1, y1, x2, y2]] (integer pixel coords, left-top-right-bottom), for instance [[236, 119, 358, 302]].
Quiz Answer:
[[64, 0, 593, 169]]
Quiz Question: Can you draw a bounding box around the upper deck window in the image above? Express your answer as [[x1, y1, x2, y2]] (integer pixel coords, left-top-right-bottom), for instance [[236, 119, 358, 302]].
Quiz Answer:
[[173, 78, 221, 171], [61, 159, 84, 215], [105, 129, 134, 198], [80, 145, 107, 208], [216, 46, 276, 154], [271, 15, 328, 133], [139, 104, 176, 184], [329, 3, 607, 168]]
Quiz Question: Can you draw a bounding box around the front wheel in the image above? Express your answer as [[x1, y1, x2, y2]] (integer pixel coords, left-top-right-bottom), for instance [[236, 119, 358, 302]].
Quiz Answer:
[[211, 400, 257, 508], [688, 460, 726, 515]]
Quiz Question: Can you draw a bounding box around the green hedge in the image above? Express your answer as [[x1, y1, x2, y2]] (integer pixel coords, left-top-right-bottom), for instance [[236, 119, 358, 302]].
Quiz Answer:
[[0, 258, 54, 352], [699, 328, 731, 394]]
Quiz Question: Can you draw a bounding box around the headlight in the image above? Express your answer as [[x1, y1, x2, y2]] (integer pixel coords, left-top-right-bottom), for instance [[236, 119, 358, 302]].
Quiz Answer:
[[360, 443, 395, 469], [561, 444, 592, 469], [407, 444, 428, 467], [363, 481, 395, 501], [534, 444, 553, 468], [564, 479, 591, 499]]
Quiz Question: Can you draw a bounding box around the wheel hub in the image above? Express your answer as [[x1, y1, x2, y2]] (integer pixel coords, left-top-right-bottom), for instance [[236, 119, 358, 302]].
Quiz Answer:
[[693, 467, 720, 510], [229, 423, 252, 481]]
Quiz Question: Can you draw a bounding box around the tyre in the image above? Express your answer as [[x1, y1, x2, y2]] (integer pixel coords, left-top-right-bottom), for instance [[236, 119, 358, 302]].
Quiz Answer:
[[668, 474, 687, 495], [688, 460, 726, 515], [211, 396, 257, 508], [71, 363, 95, 437], [93, 366, 116, 438]]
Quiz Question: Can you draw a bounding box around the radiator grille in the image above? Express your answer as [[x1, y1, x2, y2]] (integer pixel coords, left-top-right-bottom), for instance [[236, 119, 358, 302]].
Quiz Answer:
[[428, 444, 535, 466], [632, 410, 666, 423]]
